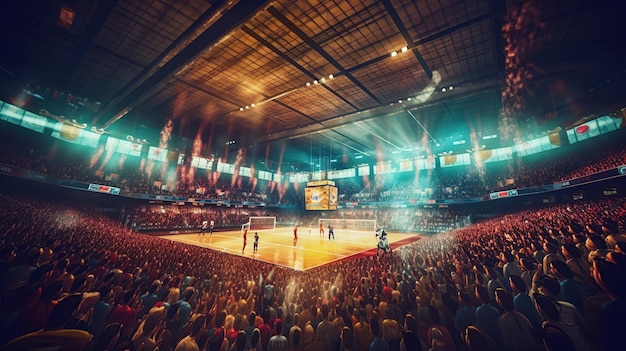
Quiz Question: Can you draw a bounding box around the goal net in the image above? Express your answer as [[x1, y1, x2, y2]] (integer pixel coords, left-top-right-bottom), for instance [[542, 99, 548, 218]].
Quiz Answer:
[[242, 216, 276, 233], [319, 218, 377, 232]]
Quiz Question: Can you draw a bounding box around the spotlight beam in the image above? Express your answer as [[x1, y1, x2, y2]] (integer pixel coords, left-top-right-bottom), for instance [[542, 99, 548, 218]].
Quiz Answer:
[[317, 132, 370, 157], [402, 103, 436, 143], [353, 122, 402, 151]]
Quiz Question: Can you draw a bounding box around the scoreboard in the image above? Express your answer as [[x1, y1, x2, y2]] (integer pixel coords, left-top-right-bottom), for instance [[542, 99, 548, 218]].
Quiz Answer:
[[305, 180, 337, 211]]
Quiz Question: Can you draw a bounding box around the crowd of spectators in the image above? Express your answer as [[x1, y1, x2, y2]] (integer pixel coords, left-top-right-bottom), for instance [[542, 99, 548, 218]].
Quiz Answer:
[[1, 187, 625, 351], [124, 205, 469, 234], [1, 124, 625, 207]]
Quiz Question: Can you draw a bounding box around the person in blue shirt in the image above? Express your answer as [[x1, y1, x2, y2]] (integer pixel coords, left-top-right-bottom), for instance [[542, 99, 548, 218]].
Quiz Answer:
[[474, 285, 502, 348], [453, 291, 475, 336], [508, 275, 542, 331], [369, 318, 389, 351], [549, 260, 587, 313], [137, 280, 161, 319]]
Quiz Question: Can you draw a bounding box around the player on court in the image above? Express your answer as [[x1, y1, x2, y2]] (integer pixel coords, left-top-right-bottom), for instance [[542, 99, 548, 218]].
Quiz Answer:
[[253, 232, 259, 252], [376, 227, 391, 256], [328, 224, 334, 240], [242, 228, 248, 254], [319, 221, 325, 237], [293, 224, 298, 245], [209, 220, 214, 235], [198, 220, 208, 237]]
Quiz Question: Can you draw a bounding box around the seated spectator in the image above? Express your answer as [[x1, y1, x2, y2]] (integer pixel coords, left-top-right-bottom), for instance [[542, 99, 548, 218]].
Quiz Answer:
[[549, 261, 590, 312], [5, 280, 62, 342], [452, 291, 474, 337], [133, 306, 166, 351], [590, 257, 626, 350], [561, 244, 593, 286], [508, 275, 541, 331], [1, 294, 90, 351], [494, 288, 541, 351], [474, 285, 501, 348], [463, 326, 497, 351], [534, 295, 588, 351], [541, 323, 576, 351], [426, 306, 456, 351]]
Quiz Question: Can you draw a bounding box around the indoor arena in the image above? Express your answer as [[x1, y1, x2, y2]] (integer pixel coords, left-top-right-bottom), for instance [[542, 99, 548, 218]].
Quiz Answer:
[[1, 1, 625, 351]]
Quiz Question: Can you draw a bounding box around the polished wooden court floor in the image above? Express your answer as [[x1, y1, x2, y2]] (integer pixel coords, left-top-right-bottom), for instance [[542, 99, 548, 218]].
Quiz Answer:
[[161, 227, 421, 271]]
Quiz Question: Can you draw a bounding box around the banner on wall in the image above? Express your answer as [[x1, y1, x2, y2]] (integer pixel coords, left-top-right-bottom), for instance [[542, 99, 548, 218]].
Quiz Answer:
[[88, 183, 120, 195]]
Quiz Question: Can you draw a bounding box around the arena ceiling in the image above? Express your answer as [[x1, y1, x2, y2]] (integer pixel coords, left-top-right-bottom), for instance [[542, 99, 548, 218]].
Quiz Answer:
[[1, 0, 624, 168]]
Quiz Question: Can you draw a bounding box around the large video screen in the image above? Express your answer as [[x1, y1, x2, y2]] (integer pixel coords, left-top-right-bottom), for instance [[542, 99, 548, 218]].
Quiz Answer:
[[305, 185, 338, 211], [329, 185, 338, 210]]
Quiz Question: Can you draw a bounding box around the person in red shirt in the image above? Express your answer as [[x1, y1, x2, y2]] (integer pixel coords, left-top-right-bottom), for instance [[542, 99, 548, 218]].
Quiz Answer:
[[242, 228, 248, 255], [293, 225, 298, 246], [106, 290, 137, 339]]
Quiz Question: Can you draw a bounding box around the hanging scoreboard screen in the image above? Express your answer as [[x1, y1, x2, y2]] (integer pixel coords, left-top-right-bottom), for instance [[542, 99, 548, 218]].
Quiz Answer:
[[305, 180, 337, 211], [328, 185, 338, 210]]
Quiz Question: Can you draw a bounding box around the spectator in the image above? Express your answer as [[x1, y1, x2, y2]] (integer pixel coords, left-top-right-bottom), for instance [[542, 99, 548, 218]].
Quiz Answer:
[[474, 285, 501, 348], [495, 288, 541, 351]]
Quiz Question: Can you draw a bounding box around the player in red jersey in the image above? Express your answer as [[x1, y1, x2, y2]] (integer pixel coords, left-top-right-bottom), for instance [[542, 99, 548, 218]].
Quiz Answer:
[[242, 228, 248, 254], [293, 224, 298, 245]]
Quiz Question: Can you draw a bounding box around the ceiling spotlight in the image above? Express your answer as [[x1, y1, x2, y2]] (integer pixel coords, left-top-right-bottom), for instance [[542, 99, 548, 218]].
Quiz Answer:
[[407, 97, 411, 101], [449, 86, 454, 90], [328, 74, 334, 79], [391, 51, 398, 57], [398, 99, 403, 103], [314, 80, 318, 84], [251, 103, 255, 107], [245, 105, 249, 109], [306, 82, 311, 87], [320, 77, 326, 83], [239, 107, 244, 111], [441, 88, 447, 92], [401, 46, 408, 53]]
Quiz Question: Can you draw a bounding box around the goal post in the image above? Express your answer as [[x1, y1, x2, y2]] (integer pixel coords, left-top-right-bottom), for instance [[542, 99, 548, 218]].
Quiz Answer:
[[318, 218, 377, 232], [248, 216, 276, 231], [241, 222, 250, 234]]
